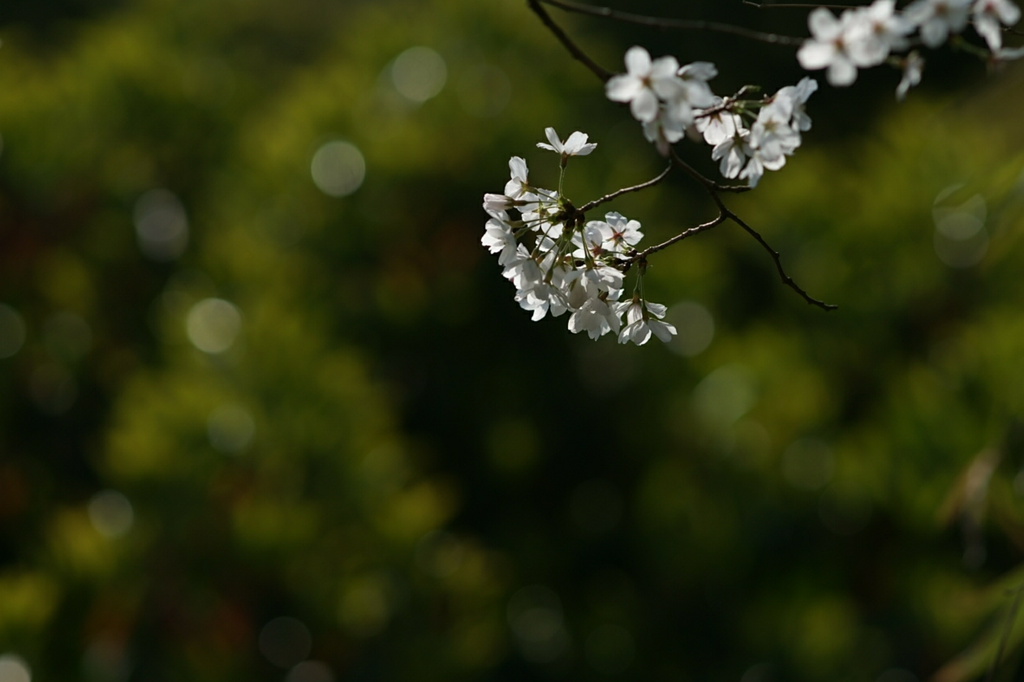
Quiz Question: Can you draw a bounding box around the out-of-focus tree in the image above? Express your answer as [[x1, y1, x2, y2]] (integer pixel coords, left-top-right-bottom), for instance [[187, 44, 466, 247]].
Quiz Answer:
[[0, 0, 1023, 681]]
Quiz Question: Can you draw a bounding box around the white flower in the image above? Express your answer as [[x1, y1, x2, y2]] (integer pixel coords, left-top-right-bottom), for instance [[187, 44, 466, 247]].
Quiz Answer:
[[601, 212, 644, 253], [641, 108, 688, 156], [536, 127, 597, 158], [773, 77, 818, 132], [568, 297, 621, 340], [741, 103, 801, 187], [502, 247, 543, 290], [482, 193, 512, 212], [797, 7, 863, 86], [666, 60, 718, 128], [481, 214, 519, 265], [696, 99, 741, 146], [905, 0, 972, 47], [563, 265, 624, 301], [606, 46, 684, 123], [576, 213, 643, 258], [896, 51, 925, 100], [516, 281, 570, 321], [505, 156, 531, 198], [972, 0, 1021, 50], [572, 221, 610, 259], [712, 128, 750, 179], [847, 0, 914, 66], [618, 299, 677, 345], [678, 61, 718, 83]]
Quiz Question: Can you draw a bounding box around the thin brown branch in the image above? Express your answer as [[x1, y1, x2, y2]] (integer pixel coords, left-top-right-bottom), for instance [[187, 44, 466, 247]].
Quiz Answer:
[[578, 163, 673, 214], [666, 153, 835, 310], [527, 0, 832, 310], [726, 208, 838, 310], [539, 0, 804, 46], [527, 0, 614, 82], [620, 214, 728, 272], [669, 149, 751, 194], [743, 1, 853, 8]]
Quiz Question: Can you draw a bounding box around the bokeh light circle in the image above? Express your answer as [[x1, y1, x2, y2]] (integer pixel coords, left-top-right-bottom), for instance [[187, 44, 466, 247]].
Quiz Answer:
[[311, 141, 365, 197], [87, 490, 134, 538], [0, 305, 27, 359], [134, 188, 189, 261], [391, 46, 447, 103], [0, 654, 31, 682], [186, 298, 242, 354], [667, 301, 714, 357]]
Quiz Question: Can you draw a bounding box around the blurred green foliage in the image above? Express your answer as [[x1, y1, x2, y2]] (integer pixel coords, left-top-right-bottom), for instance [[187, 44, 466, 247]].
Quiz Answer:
[[0, 0, 1023, 680]]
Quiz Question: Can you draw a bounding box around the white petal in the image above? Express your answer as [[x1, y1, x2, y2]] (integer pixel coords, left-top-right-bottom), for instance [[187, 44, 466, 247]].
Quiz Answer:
[[630, 90, 660, 123], [606, 74, 643, 102], [564, 131, 596, 155], [543, 127, 562, 151], [645, 302, 668, 318], [650, 319, 678, 342], [808, 7, 840, 38], [649, 55, 681, 81], [509, 156, 528, 181], [827, 58, 859, 86], [797, 41, 836, 70], [974, 15, 1003, 50], [624, 46, 651, 76]]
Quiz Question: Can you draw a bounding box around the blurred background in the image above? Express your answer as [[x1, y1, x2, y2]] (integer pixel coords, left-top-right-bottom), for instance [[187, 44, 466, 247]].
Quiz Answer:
[[1, 0, 1023, 680]]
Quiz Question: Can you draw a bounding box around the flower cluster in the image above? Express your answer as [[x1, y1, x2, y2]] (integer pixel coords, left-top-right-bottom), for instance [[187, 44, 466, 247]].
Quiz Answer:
[[482, 128, 677, 345], [482, 1, 1021, 344], [605, 46, 819, 188], [797, 0, 1022, 94], [699, 78, 818, 188], [605, 46, 717, 156]]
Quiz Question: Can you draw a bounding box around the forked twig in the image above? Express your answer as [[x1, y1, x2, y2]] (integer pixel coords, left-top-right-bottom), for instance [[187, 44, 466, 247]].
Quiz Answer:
[[621, 214, 728, 273], [527, 0, 837, 311], [527, 0, 613, 81], [667, 150, 837, 311], [578, 164, 673, 214]]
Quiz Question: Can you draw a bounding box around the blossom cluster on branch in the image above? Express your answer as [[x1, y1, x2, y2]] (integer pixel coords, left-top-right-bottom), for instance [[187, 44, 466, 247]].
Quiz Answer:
[[605, 45, 819, 187], [483, 129, 677, 345], [798, 0, 1022, 92], [482, 0, 1021, 344]]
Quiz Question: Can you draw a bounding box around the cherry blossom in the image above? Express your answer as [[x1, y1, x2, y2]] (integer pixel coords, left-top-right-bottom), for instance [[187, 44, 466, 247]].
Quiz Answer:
[[505, 156, 531, 198], [482, 130, 673, 342], [482, 1, 1023, 343], [797, 8, 863, 86], [536, 127, 597, 159], [905, 0, 973, 48], [896, 52, 925, 100], [973, 0, 1022, 50], [847, 0, 914, 66], [568, 297, 621, 340], [602, 212, 644, 254], [618, 299, 678, 346], [605, 46, 684, 123], [696, 100, 740, 146], [774, 77, 819, 132]]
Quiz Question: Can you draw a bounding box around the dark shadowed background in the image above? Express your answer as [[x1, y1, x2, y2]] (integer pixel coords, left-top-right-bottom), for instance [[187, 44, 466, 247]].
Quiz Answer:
[[1, 1, 1023, 680]]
